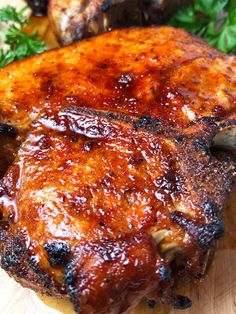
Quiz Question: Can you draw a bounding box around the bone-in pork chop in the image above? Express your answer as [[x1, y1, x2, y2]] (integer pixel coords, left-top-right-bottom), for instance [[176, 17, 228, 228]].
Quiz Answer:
[[0, 27, 235, 313]]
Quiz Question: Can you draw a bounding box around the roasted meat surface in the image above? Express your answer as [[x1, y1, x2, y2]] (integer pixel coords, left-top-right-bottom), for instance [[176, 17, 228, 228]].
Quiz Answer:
[[26, 0, 49, 16], [0, 27, 236, 314], [48, 0, 188, 45], [48, 0, 143, 45]]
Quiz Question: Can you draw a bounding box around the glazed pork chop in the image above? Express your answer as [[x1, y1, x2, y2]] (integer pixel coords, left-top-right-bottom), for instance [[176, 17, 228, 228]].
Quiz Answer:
[[0, 27, 235, 313]]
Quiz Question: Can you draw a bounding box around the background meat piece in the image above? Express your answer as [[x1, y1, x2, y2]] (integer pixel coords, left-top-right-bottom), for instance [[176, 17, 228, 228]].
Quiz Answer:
[[26, 0, 48, 16], [48, 0, 189, 45], [48, 0, 142, 45]]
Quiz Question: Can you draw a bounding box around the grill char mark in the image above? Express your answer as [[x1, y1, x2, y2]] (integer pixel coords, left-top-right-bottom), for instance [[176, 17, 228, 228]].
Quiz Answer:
[[0, 124, 17, 138], [170, 211, 224, 249], [0, 26, 235, 314]]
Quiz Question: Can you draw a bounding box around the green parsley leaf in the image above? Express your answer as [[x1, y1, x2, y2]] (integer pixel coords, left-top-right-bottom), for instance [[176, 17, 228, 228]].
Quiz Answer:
[[170, 0, 236, 54], [5, 26, 46, 58], [0, 5, 28, 27], [0, 49, 15, 68], [0, 5, 46, 68]]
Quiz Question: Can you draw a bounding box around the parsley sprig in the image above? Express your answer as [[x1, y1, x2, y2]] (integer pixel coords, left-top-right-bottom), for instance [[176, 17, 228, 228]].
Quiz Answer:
[[170, 0, 236, 54], [0, 5, 46, 68]]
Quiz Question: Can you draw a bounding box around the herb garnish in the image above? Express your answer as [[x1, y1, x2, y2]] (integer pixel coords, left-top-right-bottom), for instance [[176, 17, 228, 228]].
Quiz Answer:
[[0, 5, 46, 68], [170, 0, 236, 54]]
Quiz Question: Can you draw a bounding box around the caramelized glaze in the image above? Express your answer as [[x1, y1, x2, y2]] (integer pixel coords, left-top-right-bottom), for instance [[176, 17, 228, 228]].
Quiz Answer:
[[0, 27, 235, 314], [0, 27, 235, 134]]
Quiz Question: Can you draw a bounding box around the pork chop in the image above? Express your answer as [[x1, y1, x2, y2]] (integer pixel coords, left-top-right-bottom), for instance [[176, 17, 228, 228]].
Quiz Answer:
[[0, 27, 235, 313]]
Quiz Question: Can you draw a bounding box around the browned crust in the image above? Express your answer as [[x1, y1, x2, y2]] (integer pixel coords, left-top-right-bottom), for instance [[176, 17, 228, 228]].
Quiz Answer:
[[0, 27, 235, 314], [0, 228, 61, 296], [0, 106, 235, 313]]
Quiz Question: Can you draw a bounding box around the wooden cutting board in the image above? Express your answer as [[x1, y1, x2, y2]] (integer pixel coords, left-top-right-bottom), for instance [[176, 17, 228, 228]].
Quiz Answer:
[[0, 12, 235, 314]]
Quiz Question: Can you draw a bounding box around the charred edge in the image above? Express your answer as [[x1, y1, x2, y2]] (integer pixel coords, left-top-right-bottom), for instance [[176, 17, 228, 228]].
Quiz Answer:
[[1, 238, 27, 277], [64, 260, 75, 286], [0, 124, 17, 138], [203, 201, 221, 220], [63, 107, 166, 135], [174, 135, 187, 144], [63, 106, 132, 125], [105, 111, 133, 124], [1, 244, 24, 268], [44, 241, 70, 267], [133, 115, 164, 133], [1, 234, 55, 290], [147, 299, 156, 309], [170, 211, 224, 250], [171, 295, 192, 309], [189, 116, 220, 127], [0, 222, 9, 242], [217, 118, 236, 129], [28, 255, 54, 290], [159, 265, 171, 282], [194, 138, 211, 155], [197, 222, 224, 249], [64, 260, 82, 313]]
